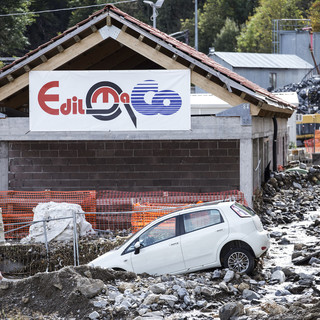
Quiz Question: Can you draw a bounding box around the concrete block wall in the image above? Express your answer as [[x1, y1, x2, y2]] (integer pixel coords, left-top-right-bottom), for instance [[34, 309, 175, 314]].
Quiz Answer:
[[8, 140, 240, 192]]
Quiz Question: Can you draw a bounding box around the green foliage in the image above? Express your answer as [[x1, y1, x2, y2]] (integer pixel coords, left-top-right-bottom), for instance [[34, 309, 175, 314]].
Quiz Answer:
[[214, 18, 240, 52], [181, 0, 258, 54], [309, 0, 320, 31], [0, 0, 34, 56], [237, 0, 302, 53], [26, 0, 70, 51]]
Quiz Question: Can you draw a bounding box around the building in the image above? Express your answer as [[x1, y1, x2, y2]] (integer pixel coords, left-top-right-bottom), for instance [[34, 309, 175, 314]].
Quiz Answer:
[[0, 5, 295, 205], [207, 51, 313, 91]]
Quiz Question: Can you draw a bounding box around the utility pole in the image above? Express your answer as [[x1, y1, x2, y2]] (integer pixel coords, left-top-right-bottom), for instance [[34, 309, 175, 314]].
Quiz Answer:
[[195, 0, 198, 51], [143, 0, 165, 29]]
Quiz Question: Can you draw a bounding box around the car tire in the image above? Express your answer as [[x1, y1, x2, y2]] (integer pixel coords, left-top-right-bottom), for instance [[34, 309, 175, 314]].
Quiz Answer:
[[223, 248, 255, 274]]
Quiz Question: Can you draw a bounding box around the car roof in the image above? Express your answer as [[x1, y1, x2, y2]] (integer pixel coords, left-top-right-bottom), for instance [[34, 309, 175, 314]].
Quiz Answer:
[[139, 200, 236, 228]]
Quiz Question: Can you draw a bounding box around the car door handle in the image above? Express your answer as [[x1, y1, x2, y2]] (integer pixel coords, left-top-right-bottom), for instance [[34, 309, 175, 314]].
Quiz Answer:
[[170, 242, 179, 246], [216, 229, 223, 232]]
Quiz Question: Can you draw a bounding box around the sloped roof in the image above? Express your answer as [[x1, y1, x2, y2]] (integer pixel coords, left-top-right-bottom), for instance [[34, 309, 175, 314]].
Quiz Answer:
[[0, 5, 294, 118], [211, 52, 313, 69]]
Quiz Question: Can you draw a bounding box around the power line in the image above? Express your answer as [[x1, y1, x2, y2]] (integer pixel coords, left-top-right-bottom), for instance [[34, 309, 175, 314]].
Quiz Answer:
[[0, 0, 137, 17]]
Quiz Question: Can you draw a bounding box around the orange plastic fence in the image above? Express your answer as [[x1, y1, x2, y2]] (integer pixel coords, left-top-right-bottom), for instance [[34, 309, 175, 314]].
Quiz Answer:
[[1, 189, 247, 239], [131, 203, 190, 233], [305, 129, 320, 153], [0, 191, 96, 239]]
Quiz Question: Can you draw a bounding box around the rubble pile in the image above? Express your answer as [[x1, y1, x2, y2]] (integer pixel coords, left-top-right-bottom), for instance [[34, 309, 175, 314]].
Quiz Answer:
[[273, 75, 320, 114], [1, 263, 318, 320], [254, 166, 320, 225], [3, 168, 320, 319]]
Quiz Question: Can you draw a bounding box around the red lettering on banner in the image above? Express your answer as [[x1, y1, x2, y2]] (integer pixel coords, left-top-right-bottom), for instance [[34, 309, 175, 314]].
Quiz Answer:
[[120, 93, 130, 103], [38, 81, 60, 115], [60, 97, 84, 115], [60, 99, 71, 115], [92, 88, 119, 103]]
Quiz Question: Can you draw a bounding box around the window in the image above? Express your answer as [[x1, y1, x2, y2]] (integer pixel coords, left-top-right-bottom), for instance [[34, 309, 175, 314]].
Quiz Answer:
[[139, 217, 176, 247], [183, 209, 223, 233], [269, 72, 277, 90]]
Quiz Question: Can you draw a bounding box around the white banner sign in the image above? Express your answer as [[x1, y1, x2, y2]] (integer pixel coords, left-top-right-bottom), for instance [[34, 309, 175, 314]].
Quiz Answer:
[[29, 70, 190, 131]]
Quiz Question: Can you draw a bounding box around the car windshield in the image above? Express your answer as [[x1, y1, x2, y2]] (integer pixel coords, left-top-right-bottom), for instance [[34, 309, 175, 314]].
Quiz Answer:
[[122, 217, 176, 254]]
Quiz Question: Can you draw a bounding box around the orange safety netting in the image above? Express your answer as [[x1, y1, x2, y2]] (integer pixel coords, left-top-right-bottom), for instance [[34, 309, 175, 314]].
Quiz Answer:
[[131, 202, 190, 233], [304, 129, 320, 153], [1, 189, 247, 239], [0, 191, 96, 239]]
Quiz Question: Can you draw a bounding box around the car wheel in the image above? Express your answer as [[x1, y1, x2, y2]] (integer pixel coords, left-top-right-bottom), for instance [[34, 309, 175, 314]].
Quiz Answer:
[[223, 248, 255, 274]]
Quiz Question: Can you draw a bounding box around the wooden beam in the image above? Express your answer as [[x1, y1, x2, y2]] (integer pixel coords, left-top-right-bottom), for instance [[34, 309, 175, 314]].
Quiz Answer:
[[91, 47, 137, 70], [106, 16, 112, 26], [0, 31, 104, 102], [62, 40, 121, 70], [57, 45, 64, 53], [117, 30, 249, 106], [116, 52, 147, 69], [40, 55, 48, 63], [6, 75, 14, 82], [24, 65, 31, 72], [2, 90, 29, 109]]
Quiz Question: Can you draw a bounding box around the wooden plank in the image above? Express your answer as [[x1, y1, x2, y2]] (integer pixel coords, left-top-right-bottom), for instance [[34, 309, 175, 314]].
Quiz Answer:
[[64, 40, 121, 70], [117, 30, 249, 107], [91, 47, 137, 70], [0, 31, 104, 102]]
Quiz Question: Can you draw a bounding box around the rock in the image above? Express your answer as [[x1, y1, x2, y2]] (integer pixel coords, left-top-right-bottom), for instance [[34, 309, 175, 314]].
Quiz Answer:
[[219, 302, 244, 320], [118, 281, 135, 293], [293, 182, 303, 190], [212, 269, 222, 279], [219, 281, 230, 292], [200, 286, 214, 297], [88, 311, 100, 320], [143, 294, 159, 305], [159, 294, 178, 307], [196, 300, 207, 308], [150, 283, 166, 294], [93, 299, 107, 308], [0, 281, 10, 290], [77, 278, 105, 298], [260, 300, 288, 315], [278, 237, 291, 245], [275, 289, 291, 296], [242, 289, 260, 300], [271, 270, 286, 283], [223, 270, 235, 283], [309, 256, 320, 264], [237, 282, 250, 292]]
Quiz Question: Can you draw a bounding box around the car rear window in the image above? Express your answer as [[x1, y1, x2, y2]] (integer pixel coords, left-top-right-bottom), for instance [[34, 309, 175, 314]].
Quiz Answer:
[[231, 203, 256, 218]]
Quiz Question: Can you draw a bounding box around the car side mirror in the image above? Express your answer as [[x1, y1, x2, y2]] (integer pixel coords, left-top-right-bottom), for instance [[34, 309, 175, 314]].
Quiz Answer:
[[134, 241, 141, 255]]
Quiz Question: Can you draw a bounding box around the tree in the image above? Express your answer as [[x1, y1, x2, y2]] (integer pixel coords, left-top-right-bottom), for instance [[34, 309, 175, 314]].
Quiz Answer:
[[309, 0, 320, 31], [26, 0, 70, 51], [237, 0, 302, 53], [0, 0, 34, 56], [180, 0, 258, 53], [213, 18, 240, 52]]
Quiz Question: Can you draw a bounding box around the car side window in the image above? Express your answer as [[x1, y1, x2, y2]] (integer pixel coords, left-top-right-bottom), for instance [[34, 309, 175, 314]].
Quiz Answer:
[[183, 209, 223, 233], [139, 217, 176, 247]]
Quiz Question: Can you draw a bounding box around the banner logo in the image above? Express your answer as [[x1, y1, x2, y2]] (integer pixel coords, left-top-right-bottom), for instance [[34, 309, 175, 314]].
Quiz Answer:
[[30, 70, 190, 131]]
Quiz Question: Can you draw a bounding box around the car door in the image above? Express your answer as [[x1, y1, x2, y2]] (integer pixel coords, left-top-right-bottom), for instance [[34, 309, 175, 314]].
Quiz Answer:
[[180, 209, 229, 271], [129, 216, 185, 275]]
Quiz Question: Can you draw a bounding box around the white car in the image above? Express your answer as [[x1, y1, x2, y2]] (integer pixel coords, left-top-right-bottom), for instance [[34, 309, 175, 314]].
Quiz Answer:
[[89, 201, 270, 275]]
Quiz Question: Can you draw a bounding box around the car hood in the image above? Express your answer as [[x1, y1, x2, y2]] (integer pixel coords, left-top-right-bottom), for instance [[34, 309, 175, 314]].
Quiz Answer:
[[88, 249, 120, 269]]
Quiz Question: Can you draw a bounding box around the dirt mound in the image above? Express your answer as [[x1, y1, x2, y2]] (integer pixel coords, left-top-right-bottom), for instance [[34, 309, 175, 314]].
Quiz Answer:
[[0, 265, 136, 319]]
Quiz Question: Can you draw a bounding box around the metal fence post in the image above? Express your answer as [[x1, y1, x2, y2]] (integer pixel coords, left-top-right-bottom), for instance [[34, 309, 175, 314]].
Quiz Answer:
[[73, 212, 79, 266], [42, 220, 50, 272], [0, 208, 5, 243]]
